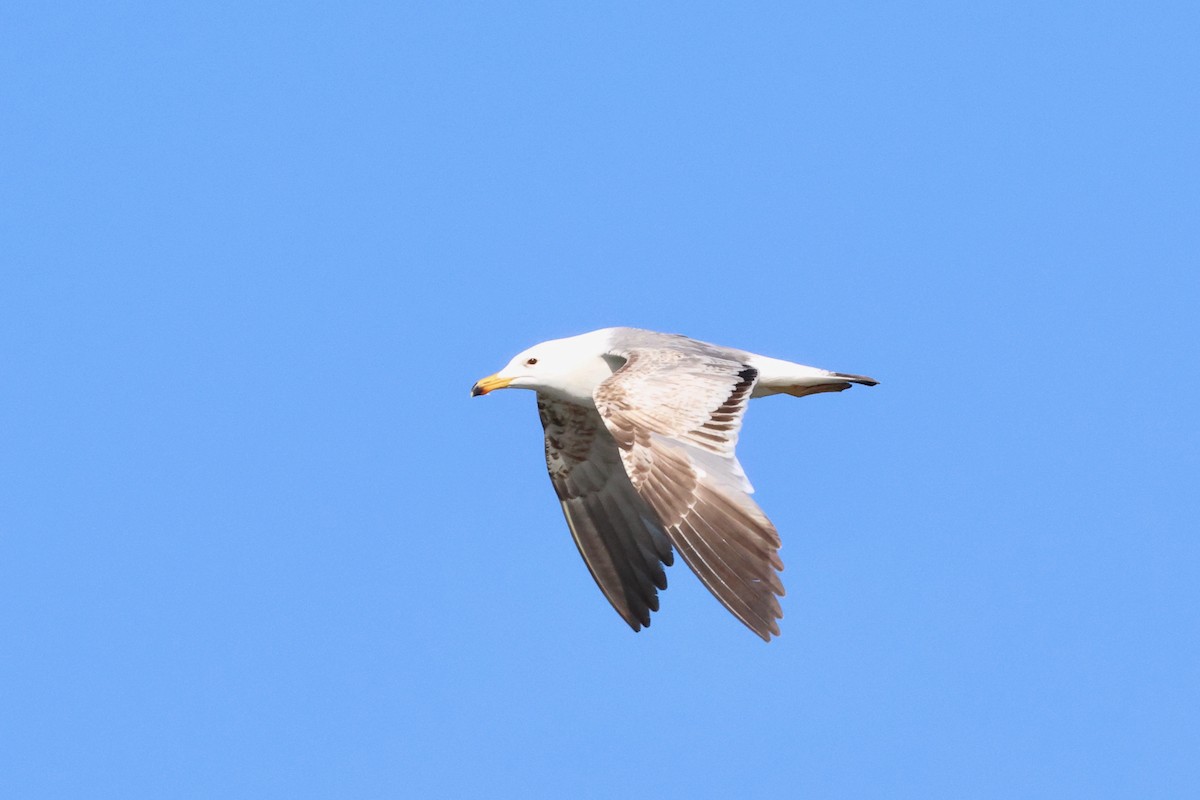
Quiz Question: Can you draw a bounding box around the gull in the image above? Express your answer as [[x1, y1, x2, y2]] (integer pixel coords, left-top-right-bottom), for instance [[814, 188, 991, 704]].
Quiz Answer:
[[471, 327, 876, 640]]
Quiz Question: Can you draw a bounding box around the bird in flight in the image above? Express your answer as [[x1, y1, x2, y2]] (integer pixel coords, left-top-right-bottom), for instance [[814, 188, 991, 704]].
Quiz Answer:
[[471, 327, 876, 640]]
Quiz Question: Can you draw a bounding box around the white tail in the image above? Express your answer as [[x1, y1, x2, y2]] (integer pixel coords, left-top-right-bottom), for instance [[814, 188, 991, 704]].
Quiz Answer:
[[748, 354, 878, 399]]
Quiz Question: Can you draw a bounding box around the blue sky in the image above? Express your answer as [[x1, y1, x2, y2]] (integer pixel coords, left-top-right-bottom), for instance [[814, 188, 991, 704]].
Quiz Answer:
[[2, 2, 1197, 797]]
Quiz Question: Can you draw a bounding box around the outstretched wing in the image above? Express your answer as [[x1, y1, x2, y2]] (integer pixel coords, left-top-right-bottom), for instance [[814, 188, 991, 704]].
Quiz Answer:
[[593, 348, 785, 641], [537, 396, 674, 631]]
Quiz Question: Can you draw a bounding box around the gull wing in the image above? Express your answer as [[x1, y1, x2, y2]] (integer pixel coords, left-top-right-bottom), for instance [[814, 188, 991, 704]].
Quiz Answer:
[[537, 396, 674, 631], [593, 348, 785, 641]]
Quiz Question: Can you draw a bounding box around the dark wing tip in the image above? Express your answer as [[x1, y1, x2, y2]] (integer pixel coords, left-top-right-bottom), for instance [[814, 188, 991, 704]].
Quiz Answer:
[[832, 372, 879, 386]]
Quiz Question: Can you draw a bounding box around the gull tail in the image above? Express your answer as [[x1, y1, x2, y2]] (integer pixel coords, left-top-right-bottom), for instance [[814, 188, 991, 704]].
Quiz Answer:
[[781, 371, 878, 396], [749, 355, 879, 399]]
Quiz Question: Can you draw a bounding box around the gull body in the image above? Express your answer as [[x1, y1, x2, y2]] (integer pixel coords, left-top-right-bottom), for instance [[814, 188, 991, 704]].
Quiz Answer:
[[473, 327, 873, 404], [472, 326, 876, 640]]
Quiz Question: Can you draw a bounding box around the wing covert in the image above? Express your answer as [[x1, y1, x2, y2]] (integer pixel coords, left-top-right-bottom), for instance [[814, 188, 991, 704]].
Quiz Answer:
[[593, 349, 786, 641]]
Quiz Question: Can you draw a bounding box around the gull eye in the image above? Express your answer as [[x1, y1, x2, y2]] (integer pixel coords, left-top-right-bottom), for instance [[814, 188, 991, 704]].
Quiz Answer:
[[525, 358, 538, 366]]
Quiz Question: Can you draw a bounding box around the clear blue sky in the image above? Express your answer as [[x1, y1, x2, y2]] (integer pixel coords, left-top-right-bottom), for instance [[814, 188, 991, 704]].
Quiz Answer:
[[3, 3, 1197, 798]]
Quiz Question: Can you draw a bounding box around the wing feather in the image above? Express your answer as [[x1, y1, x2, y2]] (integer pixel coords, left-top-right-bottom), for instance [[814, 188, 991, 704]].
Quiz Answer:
[[594, 348, 786, 641], [538, 397, 673, 631]]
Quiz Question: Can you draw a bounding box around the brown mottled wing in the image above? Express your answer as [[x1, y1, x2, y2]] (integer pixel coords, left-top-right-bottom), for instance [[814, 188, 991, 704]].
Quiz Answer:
[[537, 396, 675, 631], [593, 348, 785, 641]]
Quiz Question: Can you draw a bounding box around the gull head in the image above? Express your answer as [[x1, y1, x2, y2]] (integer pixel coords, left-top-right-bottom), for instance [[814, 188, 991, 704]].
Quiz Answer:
[[471, 329, 619, 404]]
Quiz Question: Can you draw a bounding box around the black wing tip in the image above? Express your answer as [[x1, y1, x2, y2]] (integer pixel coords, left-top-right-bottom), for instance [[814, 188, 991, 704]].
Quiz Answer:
[[623, 614, 650, 633], [621, 613, 783, 641], [615, 592, 658, 632], [832, 372, 879, 387]]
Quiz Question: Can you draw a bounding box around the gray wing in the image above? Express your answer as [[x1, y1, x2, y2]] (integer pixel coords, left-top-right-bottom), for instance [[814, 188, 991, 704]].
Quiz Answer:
[[537, 396, 675, 631], [594, 347, 785, 641]]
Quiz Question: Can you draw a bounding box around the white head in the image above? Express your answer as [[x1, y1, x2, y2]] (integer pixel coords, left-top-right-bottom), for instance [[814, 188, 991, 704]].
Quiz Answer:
[[471, 329, 619, 404]]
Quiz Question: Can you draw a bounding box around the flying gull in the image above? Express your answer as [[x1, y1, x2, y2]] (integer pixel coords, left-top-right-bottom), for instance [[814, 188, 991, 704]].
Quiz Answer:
[[471, 327, 876, 640]]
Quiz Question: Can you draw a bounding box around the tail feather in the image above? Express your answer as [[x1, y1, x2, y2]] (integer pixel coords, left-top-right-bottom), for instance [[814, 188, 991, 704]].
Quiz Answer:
[[748, 353, 879, 398], [780, 372, 878, 398]]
